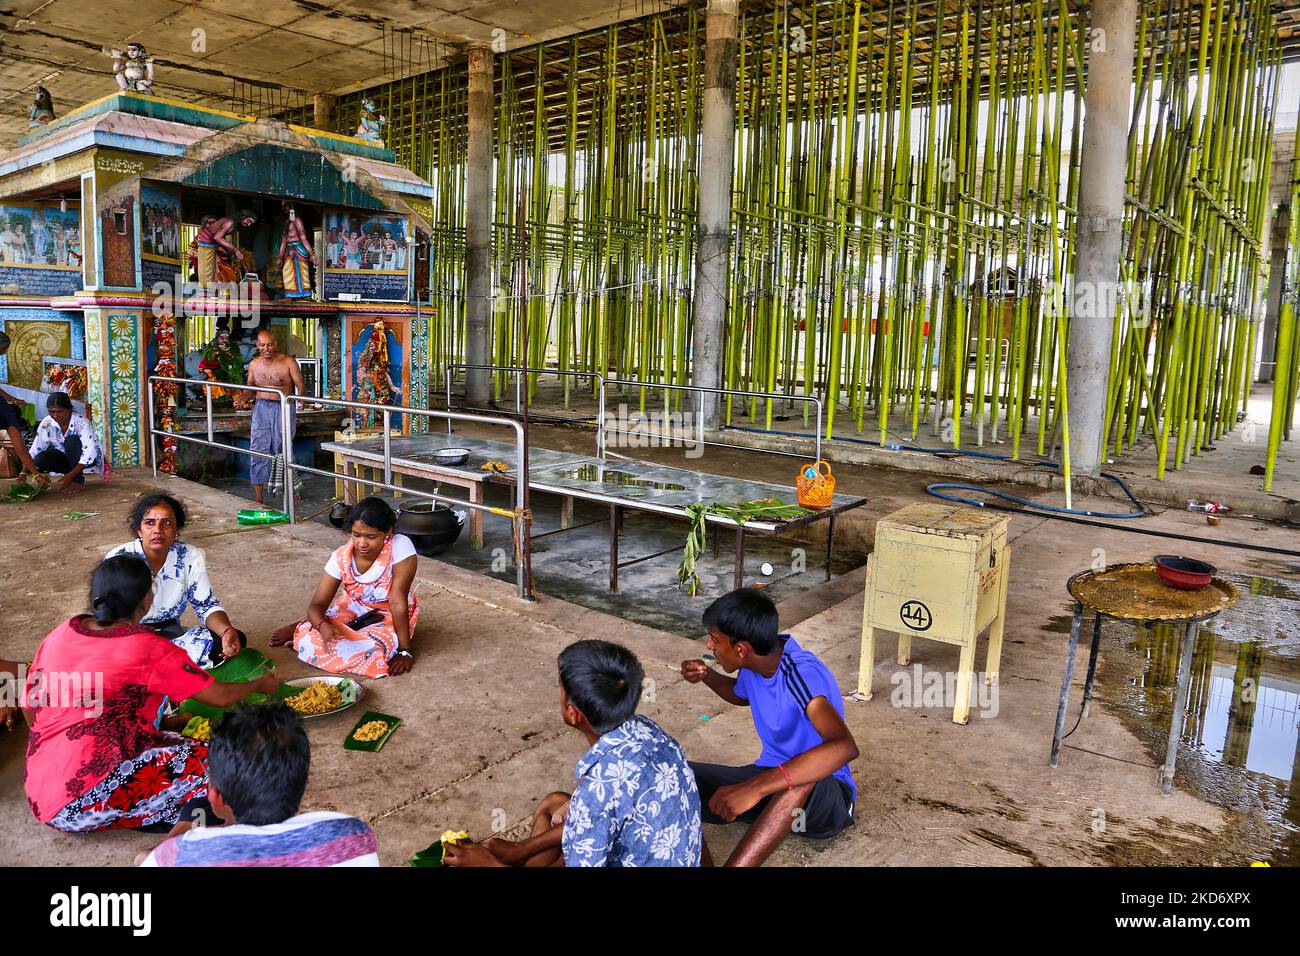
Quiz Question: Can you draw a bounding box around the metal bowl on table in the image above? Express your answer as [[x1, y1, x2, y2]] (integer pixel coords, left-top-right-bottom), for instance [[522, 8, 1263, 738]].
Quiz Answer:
[[433, 447, 471, 467]]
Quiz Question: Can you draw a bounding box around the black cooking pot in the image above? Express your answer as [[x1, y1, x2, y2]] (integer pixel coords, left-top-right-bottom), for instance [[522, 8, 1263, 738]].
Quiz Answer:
[[396, 501, 465, 556], [328, 501, 351, 529]]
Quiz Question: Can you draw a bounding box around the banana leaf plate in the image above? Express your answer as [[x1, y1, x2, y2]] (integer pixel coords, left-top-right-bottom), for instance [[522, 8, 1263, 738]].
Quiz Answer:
[[343, 710, 402, 752], [177, 650, 361, 720], [409, 841, 445, 867]]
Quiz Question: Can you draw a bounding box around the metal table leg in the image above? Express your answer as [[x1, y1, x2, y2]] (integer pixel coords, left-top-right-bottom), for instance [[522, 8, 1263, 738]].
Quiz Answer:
[[1160, 621, 1199, 796], [825, 513, 836, 582], [609, 504, 619, 593], [733, 527, 745, 590], [1081, 612, 1103, 719], [1049, 602, 1085, 768]]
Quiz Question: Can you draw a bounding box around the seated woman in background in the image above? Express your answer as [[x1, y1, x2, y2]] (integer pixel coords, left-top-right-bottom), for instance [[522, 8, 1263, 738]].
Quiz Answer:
[[107, 492, 248, 669], [27, 391, 103, 496], [271, 496, 418, 678], [23, 554, 280, 833]]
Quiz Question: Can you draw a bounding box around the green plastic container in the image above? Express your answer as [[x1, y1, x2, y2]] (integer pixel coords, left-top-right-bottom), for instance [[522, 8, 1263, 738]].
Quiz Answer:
[[236, 508, 290, 526]]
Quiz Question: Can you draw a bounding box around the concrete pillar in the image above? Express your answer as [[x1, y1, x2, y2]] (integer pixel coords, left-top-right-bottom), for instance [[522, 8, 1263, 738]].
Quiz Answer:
[[313, 93, 337, 132], [465, 46, 494, 405], [1259, 133, 1296, 382], [1259, 239, 1287, 382], [690, 0, 739, 429], [1065, 0, 1137, 475]]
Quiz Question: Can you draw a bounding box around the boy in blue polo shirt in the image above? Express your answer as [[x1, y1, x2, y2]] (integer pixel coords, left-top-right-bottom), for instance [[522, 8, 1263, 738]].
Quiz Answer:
[[682, 587, 859, 866]]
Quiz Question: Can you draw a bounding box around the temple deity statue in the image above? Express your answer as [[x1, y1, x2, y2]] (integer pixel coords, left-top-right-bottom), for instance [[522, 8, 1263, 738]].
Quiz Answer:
[[277, 203, 315, 300], [355, 99, 386, 147], [28, 87, 55, 127], [107, 43, 155, 95]]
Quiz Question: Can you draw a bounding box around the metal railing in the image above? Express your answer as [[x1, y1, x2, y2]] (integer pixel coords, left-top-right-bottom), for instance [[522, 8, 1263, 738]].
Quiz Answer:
[[147, 376, 535, 601], [148, 376, 296, 520], [597, 378, 824, 463], [442, 362, 604, 433]]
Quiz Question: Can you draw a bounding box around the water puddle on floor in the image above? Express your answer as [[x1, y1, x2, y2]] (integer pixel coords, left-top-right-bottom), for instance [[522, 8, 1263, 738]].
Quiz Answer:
[[560, 464, 685, 492], [1093, 572, 1300, 864]]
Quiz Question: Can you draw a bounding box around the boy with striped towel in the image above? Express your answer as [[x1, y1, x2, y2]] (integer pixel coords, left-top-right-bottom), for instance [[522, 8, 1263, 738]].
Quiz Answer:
[[140, 702, 378, 867]]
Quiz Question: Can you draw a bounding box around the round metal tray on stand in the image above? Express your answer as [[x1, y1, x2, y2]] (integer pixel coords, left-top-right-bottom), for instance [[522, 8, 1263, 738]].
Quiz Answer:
[[1050, 563, 1241, 794]]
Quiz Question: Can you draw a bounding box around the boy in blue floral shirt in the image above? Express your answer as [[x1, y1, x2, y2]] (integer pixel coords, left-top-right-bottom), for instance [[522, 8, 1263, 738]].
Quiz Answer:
[[445, 640, 701, 867]]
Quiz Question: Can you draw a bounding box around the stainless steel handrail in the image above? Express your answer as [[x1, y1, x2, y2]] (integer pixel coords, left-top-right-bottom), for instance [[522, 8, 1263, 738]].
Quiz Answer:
[[148, 376, 296, 520], [147, 377, 535, 601], [279, 393, 533, 601], [598, 378, 824, 462]]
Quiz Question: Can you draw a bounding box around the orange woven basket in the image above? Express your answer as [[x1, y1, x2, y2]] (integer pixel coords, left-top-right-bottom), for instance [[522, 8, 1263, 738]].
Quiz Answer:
[[795, 460, 836, 509]]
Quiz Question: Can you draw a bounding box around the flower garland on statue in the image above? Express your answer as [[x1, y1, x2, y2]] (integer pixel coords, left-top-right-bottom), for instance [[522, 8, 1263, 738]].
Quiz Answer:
[[152, 311, 179, 474], [44, 364, 91, 420], [197, 337, 244, 402], [354, 320, 401, 428]]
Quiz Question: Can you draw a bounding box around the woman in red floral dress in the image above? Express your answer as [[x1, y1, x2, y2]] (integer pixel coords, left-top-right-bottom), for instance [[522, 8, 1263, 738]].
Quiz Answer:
[[23, 554, 280, 833]]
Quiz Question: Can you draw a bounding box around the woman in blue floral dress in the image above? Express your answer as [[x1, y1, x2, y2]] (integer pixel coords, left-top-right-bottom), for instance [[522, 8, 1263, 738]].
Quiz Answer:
[[106, 493, 247, 668]]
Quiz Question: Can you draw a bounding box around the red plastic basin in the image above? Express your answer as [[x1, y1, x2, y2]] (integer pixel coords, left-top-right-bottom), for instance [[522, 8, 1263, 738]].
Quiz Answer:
[[1154, 555, 1216, 590]]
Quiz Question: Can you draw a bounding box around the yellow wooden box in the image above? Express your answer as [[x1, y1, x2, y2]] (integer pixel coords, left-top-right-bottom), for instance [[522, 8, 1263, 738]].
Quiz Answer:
[[858, 503, 1011, 724]]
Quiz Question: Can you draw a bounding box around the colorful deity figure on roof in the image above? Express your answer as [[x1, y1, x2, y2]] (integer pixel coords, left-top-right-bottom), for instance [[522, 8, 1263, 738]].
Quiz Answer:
[[355, 99, 386, 147], [108, 43, 155, 95], [28, 87, 55, 127]]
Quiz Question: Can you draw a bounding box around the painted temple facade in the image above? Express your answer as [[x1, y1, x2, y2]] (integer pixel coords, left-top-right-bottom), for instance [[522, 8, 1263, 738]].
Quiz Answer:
[[0, 92, 437, 470]]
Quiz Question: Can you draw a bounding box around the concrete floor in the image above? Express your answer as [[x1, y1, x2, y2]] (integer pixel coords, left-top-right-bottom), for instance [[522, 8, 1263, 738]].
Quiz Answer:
[[2, 439, 1298, 866]]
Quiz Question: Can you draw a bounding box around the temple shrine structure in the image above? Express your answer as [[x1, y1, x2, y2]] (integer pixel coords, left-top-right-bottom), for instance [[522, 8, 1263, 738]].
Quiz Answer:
[[0, 92, 436, 475]]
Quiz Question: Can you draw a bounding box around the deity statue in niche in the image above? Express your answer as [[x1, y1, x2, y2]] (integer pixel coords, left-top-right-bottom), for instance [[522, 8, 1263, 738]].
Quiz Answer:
[[354, 99, 386, 147], [107, 43, 155, 95], [28, 87, 55, 127], [277, 204, 315, 300], [194, 210, 257, 288]]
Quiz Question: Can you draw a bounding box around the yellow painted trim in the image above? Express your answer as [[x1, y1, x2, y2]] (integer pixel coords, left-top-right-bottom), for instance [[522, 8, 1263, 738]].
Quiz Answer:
[[60, 92, 121, 119], [141, 252, 180, 264], [324, 268, 408, 276], [288, 124, 374, 147], [61, 94, 379, 150], [95, 92, 254, 124]]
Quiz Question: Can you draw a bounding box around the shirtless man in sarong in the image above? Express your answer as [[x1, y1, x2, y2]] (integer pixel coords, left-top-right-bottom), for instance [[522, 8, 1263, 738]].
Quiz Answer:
[[246, 330, 304, 504]]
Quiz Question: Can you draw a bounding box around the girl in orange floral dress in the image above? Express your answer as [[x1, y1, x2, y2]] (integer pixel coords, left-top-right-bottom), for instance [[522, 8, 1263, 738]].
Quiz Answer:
[[271, 497, 419, 678]]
